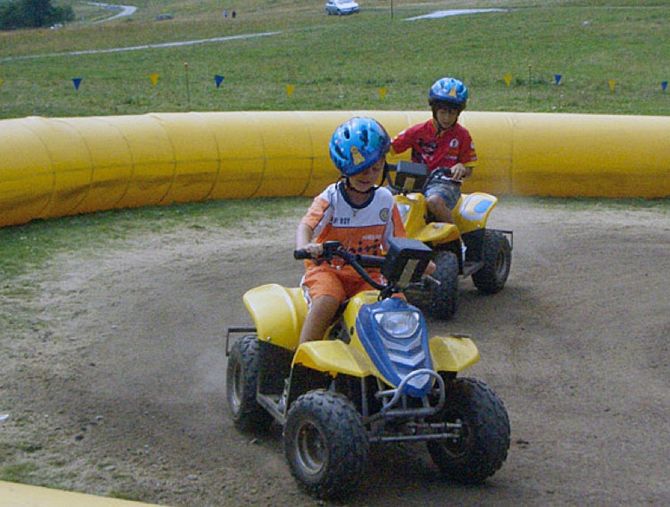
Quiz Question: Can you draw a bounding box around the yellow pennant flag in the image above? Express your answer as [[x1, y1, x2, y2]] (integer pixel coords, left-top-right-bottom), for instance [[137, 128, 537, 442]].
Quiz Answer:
[[0, 78, 4, 87], [503, 73, 513, 87], [286, 84, 295, 97], [378, 87, 388, 99], [608, 79, 617, 93], [149, 73, 160, 86]]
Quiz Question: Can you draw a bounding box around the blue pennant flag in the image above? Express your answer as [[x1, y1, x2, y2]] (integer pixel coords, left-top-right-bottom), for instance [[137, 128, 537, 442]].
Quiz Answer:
[[662, 81, 668, 92], [214, 75, 225, 88], [72, 77, 83, 90], [554, 74, 562, 85]]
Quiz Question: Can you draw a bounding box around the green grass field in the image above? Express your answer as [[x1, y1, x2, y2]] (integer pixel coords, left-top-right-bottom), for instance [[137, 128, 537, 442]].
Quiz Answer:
[[1, 0, 669, 119]]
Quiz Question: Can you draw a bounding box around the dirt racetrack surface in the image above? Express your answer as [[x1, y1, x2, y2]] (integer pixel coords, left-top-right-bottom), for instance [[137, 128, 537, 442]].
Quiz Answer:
[[2, 198, 669, 506]]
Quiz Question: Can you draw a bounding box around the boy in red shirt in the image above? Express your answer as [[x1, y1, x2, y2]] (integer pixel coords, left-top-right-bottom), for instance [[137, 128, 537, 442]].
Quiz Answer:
[[391, 77, 477, 223], [297, 117, 406, 344]]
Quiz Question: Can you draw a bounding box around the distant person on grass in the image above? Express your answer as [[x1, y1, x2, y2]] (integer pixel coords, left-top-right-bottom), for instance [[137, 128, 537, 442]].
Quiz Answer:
[[391, 77, 477, 224]]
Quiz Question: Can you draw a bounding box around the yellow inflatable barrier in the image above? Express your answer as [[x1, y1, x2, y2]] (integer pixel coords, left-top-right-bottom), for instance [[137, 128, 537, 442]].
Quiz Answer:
[[1, 111, 668, 228], [0, 480, 158, 506]]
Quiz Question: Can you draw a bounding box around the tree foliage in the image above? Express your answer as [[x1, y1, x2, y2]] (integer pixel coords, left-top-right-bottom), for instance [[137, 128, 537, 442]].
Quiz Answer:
[[0, 0, 74, 30]]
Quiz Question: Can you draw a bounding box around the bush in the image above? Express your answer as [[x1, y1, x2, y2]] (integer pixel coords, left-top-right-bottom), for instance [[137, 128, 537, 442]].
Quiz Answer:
[[0, 0, 74, 30]]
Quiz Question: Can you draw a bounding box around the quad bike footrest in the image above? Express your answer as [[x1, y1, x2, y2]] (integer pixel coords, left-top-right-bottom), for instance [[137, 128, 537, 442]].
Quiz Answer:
[[462, 260, 484, 277], [368, 421, 462, 444]]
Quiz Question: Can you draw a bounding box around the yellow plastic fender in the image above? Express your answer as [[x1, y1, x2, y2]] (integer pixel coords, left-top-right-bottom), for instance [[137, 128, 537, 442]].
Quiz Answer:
[[430, 335, 480, 372], [394, 192, 461, 244], [453, 192, 499, 235], [292, 340, 374, 378], [242, 284, 307, 351], [394, 193, 426, 237], [414, 222, 461, 244]]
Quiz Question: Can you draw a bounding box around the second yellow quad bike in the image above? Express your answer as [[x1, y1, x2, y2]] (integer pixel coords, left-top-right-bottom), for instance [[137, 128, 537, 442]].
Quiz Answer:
[[387, 161, 513, 320], [226, 237, 510, 500]]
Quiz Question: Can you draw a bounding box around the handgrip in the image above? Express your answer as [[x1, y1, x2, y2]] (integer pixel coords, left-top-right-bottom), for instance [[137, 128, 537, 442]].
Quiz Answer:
[[293, 249, 311, 260]]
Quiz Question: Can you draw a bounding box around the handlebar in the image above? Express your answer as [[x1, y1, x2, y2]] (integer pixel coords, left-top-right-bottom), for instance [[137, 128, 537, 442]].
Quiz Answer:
[[294, 241, 387, 291], [293, 249, 312, 260], [385, 162, 460, 194]]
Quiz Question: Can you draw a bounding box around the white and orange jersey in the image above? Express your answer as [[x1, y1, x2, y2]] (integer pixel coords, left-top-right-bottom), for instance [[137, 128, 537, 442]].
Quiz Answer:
[[301, 181, 406, 260]]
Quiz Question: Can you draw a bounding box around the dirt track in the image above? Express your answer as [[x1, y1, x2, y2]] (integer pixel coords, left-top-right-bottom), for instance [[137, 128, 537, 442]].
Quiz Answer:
[[2, 198, 669, 505]]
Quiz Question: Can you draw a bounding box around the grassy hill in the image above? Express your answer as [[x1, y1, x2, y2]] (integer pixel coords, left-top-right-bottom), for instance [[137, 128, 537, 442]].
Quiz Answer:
[[0, 0, 669, 119]]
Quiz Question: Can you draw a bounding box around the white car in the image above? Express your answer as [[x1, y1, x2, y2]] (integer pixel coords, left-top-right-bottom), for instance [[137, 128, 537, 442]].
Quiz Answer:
[[325, 0, 360, 16]]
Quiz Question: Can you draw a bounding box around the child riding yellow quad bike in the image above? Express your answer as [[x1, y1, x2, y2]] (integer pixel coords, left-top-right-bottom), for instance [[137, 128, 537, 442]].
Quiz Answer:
[[386, 160, 513, 320], [226, 237, 510, 499]]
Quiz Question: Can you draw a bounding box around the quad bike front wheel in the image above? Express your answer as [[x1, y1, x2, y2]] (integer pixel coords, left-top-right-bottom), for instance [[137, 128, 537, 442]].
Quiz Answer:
[[283, 390, 369, 499], [429, 251, 459, 320], [427, 377, 510, 484], [472, 230, 512, 294], [226, 334, 273, 432]]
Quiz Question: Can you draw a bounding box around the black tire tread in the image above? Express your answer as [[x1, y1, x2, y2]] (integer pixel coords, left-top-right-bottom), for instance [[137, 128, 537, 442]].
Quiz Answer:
[[472, 230, 511, 294], [283, 390, 369, 499], [226, 335, 273, 432], [429, 251, 459, 320], [427, 377, 510, 484]]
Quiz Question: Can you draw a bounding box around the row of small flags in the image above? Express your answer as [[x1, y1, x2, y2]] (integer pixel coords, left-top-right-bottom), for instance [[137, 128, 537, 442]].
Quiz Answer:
[[1, 75, 668, 95], [503, 72, 668, 93]]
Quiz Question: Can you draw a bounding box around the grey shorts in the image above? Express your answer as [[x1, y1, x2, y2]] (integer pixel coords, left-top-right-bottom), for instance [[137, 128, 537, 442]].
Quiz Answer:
[[425, 180, 462, 209]]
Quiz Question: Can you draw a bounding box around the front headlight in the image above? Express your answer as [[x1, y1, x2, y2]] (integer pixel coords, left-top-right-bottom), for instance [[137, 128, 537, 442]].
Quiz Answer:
[[374, 311, 420, 338]]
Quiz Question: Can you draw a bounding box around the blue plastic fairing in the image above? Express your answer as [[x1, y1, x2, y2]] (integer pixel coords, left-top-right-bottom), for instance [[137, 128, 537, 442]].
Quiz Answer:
[[356, 298, 433, 397]]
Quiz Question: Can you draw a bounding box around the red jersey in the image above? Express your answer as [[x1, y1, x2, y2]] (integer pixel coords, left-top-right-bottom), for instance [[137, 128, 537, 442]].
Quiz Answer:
[[391, 119, 477, 172]]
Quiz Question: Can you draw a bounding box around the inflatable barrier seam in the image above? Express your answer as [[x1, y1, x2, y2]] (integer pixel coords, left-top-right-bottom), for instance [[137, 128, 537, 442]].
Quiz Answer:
[[251, 113, 267, 199], [23, 117, 57, 220], [63, 117, 97, 217], [149, 113, 179, 206], [297, 111, 316, 198], [103, 116, 137, 210], [195, 111, 222, 202]]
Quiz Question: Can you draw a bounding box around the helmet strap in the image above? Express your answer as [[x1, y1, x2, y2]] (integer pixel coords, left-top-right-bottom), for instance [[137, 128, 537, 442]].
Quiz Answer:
[[345, 178, 375, 195]]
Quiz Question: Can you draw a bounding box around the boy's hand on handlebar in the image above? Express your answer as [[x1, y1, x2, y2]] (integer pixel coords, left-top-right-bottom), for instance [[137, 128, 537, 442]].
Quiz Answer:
[[302, 242, 324, 259], [450, 163, 471, 181]]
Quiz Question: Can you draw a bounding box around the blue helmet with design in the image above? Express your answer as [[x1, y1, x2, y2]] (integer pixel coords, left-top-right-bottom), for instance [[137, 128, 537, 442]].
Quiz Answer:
[[329, 117, 391, 177], [428, 77, 469, 111]]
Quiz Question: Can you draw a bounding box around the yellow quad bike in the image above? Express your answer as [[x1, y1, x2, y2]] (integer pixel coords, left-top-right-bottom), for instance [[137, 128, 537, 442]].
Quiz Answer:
[[225, 238, 510, 500], [387, 161, 513, 320]]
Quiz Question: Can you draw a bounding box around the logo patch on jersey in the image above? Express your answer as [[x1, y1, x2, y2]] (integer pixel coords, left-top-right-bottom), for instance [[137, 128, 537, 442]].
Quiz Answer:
[[350, 146, 365, 166], [379, 207, 390, 222], [449, 138, 459, 148]]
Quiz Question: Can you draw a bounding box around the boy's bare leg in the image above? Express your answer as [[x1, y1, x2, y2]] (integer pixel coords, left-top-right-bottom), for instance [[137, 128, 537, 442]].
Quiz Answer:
[[426, 194, 453, 223], [299, 295, 340, 344]]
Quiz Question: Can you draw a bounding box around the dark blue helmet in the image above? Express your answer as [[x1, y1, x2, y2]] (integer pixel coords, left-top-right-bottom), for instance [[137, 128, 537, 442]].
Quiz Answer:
[[428, 77, 469, 110], [329, 117, 391, 177]]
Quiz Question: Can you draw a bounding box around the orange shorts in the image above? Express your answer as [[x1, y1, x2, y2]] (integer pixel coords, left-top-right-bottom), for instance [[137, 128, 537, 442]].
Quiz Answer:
[[301, 264, 383, 304]]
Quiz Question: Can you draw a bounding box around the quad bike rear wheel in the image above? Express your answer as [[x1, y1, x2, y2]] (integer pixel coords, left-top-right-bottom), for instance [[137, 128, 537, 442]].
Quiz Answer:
[[472, 230, 512, 294], [427, 377, 510, 484], [226, 334, 273, 432], [283, 390, 369, 499]]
